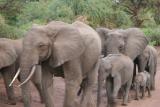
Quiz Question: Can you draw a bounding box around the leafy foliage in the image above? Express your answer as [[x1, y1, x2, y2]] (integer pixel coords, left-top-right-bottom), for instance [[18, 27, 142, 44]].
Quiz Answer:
[[142, 27, 160, 46], [0, 14, 23, 39], [0, 0, 159, 46]]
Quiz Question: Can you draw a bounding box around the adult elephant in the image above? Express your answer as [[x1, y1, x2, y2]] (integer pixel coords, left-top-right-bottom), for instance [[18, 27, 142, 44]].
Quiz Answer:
[[136, 45, 157, 90], [0, 38, 44, 105], [96, 28, 148, 107], [96, 28, 148, 59], [10, 21, 101, 107]]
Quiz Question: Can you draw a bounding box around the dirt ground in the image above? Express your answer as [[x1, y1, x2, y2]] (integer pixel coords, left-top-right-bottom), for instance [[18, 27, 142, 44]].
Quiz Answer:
[[0, 47, 160, 107]]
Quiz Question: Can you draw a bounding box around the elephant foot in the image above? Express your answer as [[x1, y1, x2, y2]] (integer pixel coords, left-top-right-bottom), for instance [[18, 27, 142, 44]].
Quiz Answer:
[[128, 99, 131, 103], [81, 102, 96, 107], [151, 87, 155, 91], [109, 103, 116, 107], [148, 94, 151, 98], [40, 100, 44, 104], [140, 96, 144, 99], [135, 98, 139, 100], [7, 100, 16, 105], [122, 103, 127, 106]]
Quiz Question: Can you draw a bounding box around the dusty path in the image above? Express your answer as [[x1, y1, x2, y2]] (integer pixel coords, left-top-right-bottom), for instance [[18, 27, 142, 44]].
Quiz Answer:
[[0, 47, 160, 107]]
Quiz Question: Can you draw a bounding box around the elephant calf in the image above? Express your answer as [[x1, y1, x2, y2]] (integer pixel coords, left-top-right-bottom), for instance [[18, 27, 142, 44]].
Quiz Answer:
[[134, 71, 151, 100], [98, 54, 134, 107]]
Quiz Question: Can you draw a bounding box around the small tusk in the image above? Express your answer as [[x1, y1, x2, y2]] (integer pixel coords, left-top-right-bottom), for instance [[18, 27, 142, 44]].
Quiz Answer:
[[9, 68, 21, 87], [18, 65, 36, 87]]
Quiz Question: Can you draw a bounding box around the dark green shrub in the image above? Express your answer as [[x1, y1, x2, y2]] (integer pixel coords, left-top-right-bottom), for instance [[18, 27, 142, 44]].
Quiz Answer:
[[142, 27, 160, 46]]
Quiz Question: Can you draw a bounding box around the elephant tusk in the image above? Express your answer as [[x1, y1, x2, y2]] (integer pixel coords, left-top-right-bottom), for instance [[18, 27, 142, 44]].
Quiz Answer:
[[9, 68, 21, 87], [18, 65, 36, 87]]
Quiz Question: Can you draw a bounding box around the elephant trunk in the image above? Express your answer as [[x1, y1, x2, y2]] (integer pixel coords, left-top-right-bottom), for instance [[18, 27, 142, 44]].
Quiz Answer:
[[18, 65, 36, 87], [19, 51, 39, 86]]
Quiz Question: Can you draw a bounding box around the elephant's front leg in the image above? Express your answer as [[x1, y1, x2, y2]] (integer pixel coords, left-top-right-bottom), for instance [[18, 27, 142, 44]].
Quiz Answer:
[[41, 66, 54, 107], [81, 61, 99, 107], [141, 85, 146, 99], [2, 66, 16, 105], [150, 69, 155, 90], [63, 59, 82, 107], [31, 67, 44, 103], [135, 85, 140, 100]]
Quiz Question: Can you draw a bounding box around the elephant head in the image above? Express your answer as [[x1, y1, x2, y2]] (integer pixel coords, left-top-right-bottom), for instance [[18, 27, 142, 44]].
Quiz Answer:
[[10, 21, 85, 86], [0, 38, 18, 69], [96, 28, 148, 60]]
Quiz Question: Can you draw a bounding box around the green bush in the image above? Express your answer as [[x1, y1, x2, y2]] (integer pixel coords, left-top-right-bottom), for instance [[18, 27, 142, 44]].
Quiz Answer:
[[142, 27, 160, 46], [0, 14, 23, 39], [83, 0, 132, 28]]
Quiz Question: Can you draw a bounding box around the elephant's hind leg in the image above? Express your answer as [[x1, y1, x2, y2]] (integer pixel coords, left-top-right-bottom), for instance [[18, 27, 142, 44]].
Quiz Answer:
[[123, 79, 132, 106]]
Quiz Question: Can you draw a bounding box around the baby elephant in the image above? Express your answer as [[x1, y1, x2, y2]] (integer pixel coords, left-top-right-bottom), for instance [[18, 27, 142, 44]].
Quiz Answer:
[[134, 71, 151, 100], [97, 54, 134, 107]]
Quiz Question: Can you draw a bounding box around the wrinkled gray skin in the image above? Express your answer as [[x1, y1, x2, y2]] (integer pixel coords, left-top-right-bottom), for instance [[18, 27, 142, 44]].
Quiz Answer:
[[0, 38, 44, 105], [96, 27, 148, 106], [134, 71, 151, 100], [136, 45, 157, 90], [16, 21, 101, 107], [98, 54, 134, 107], [96, 27, 148, 60]]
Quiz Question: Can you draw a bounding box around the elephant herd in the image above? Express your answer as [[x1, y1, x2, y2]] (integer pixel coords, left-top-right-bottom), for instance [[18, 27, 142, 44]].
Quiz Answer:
[[0, 21, 157, 107]]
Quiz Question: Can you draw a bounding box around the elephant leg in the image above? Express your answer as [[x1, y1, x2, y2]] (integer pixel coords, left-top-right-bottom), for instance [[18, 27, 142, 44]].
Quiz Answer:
[[80, 61, 99, 107], [106, 80, 116, 107], [152, 75, 155, 90], [33, 81, 44, 103], [77, 78, 87, 96], [147, 86, 151, 97], [31, 68, 44, 103], [63, 59, 82, 107], [41, 67, 54, 107], [150, 68, 155, 90], [123, 79, 132, 105], [132, 63, 137, 84], [1, 66, 16, 105], [141, 86, 145, 98], [97, 64, 105, 107], [113, 75, 121, 100], [135, 86, 140, 100]]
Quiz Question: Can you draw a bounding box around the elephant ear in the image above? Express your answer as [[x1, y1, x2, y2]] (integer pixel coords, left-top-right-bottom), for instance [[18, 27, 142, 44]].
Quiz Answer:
[[49, 26, 85, 67], [0, 39, 17, 69], [96, 27, 111, 40], [96, 28, 112, 55], [121, 28, 148, 60]]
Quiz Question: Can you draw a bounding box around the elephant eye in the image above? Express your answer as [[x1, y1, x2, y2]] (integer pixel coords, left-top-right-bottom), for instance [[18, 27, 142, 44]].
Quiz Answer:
[[38, 43, 49, 50]]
